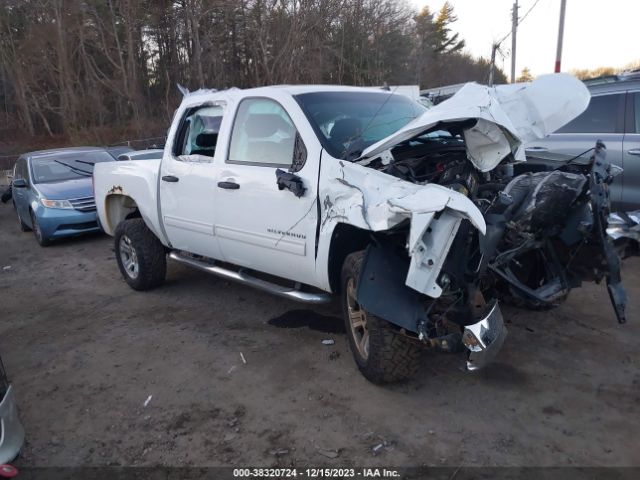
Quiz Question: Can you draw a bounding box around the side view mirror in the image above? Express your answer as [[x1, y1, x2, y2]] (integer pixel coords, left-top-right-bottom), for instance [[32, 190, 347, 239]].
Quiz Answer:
[[275, 169, 306, 198], [12, 178, 27, 188]]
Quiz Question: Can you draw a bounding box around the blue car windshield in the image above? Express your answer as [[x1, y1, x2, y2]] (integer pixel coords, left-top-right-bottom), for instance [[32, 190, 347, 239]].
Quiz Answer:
[[31, 151, 114, 183], [294, 91, 426, 159]]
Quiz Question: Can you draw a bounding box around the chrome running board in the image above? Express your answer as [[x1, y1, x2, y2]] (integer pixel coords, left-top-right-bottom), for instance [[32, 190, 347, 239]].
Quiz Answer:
[[169, 251, 332, 304]]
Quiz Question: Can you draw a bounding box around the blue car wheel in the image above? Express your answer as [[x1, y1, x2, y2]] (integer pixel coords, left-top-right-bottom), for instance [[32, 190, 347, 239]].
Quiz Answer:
[[30, 210, 51, 247]]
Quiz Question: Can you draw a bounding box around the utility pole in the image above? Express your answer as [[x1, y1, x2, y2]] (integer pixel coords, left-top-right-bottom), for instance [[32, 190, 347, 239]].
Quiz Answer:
[[555, 0, 567, 72], [511, 0, 518, 83], [489, 43, 498, 86]]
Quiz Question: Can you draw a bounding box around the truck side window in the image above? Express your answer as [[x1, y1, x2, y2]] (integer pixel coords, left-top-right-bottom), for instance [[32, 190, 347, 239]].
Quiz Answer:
[[227, 98, 302, 168], [174, 105, 224, 162], [556, 93, 624, 134]]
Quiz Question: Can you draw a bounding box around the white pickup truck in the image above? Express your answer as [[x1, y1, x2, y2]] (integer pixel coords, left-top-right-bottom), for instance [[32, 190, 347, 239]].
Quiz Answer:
[[94, 75, 628, 383]]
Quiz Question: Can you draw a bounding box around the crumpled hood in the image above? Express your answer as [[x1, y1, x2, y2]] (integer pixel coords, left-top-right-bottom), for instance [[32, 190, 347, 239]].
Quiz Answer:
[[360, 73, 590, 172]]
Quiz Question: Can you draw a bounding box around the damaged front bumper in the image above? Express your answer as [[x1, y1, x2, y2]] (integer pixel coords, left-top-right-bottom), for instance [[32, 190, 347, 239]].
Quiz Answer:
[[462, 301, 508, 371], [0, 385, 25, 464]]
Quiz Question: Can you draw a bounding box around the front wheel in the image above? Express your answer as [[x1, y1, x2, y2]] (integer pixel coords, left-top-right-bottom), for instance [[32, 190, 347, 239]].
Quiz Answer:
[[30, 210, 50, 246], [114, 218, 166, 291], [341, 251, 424, 384]]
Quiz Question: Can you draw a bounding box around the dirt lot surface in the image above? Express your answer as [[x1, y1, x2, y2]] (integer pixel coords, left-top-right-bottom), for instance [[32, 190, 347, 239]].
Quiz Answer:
[[1, 204, 639, 468]]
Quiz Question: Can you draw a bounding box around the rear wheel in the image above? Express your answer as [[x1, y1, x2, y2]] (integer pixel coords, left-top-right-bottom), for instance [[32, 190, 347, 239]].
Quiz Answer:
[[114, 218, 166, 291], [341, 251, 423, 384], [30, 210, 50, 246]]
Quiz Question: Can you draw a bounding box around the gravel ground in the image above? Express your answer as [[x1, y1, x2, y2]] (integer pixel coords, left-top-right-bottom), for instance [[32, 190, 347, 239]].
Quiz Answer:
[[0, 203, 639, 467]]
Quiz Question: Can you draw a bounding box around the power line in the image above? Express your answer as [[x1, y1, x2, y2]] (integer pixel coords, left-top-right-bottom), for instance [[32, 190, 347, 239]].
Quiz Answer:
[[490, 0, 543, 84], [519, 0, 542, 25], [495, 0, 543, 48]]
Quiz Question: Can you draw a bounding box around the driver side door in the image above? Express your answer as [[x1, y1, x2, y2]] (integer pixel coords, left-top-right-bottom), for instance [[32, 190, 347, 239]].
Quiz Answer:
[[213, 96, 321, 286]]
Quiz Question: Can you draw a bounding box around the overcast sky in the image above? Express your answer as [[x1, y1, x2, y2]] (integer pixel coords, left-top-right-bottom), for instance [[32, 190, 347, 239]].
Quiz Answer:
[[411, 0, 639, 77]]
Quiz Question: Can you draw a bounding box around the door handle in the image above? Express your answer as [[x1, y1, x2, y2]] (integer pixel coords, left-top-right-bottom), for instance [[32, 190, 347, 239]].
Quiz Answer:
[[162, 175, 179, 182], [217, 181, 240, 190], [628, 149, 640, 156]]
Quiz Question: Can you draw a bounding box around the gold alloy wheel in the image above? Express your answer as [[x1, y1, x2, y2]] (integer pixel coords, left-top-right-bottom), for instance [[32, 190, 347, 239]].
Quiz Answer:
[[346, 277, 369, 360]]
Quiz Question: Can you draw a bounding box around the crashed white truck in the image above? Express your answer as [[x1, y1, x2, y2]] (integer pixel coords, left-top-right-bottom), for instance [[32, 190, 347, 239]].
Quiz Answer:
[[93, 74, 627, 383]]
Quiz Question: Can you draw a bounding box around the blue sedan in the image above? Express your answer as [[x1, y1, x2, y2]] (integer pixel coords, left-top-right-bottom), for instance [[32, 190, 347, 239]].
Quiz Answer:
[[10, 147, 122, 246]]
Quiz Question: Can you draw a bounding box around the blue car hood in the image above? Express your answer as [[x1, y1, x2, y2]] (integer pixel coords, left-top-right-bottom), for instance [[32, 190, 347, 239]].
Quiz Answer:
[[34, 178, 93, 200]]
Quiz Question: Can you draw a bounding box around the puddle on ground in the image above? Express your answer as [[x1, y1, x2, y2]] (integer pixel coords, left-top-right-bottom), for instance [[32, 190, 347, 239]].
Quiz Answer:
[[268, 309, 345, 334]]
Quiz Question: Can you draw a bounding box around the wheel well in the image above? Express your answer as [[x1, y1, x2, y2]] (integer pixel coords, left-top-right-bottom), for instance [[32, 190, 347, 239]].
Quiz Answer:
[[327, 223, 373, 293], [104, 194, 139, 233]]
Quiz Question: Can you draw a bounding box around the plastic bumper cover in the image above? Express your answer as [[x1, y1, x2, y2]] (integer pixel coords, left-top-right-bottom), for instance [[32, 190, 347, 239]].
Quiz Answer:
[[36, 206, 100, 239]]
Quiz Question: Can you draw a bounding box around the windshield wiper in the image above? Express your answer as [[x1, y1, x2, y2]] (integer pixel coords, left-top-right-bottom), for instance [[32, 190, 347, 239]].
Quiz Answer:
[[74, 159, 96, 166], [53, 159, 92, 177]]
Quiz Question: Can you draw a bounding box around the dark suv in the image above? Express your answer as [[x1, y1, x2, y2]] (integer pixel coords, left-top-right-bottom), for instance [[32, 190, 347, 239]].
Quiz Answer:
[[525, 71, 640, 211]]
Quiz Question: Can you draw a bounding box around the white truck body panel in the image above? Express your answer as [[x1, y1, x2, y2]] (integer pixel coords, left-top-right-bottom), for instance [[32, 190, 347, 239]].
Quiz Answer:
[[94, 159, 164, 240]]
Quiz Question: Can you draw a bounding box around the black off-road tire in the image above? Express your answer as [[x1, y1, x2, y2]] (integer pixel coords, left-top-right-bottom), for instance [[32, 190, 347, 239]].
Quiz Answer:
[[114, 218, 166, 291], [341, 251, 424, 384], [14, 202, 30, 232]]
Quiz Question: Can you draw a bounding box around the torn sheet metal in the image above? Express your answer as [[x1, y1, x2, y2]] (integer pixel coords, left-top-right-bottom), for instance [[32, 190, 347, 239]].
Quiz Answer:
[[608, 211, 640, 241], [321, 160, 486, 298], [360, 73, 590, 172], [322, 161, 485, 233]]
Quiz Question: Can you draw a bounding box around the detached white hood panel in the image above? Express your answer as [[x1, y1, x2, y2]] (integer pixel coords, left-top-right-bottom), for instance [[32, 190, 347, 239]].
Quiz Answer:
[[361, 73, 590, 171]]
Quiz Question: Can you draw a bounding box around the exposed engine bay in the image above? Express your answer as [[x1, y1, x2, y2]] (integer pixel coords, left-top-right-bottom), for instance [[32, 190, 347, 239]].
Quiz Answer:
[[356, 132, 627, 367]]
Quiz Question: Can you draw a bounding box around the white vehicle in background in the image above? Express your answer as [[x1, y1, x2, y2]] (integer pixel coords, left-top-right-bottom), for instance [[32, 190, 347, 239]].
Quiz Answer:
[[117, 149, 164, 161], [93, 76, 627, 383]]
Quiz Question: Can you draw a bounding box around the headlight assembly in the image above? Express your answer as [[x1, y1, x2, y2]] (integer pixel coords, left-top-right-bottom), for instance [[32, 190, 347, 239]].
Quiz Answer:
[[41, 198, 73, 209]]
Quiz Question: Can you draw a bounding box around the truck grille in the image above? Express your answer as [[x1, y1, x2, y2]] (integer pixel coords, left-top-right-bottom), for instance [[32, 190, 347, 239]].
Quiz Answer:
[[69, 196, 96, 212]]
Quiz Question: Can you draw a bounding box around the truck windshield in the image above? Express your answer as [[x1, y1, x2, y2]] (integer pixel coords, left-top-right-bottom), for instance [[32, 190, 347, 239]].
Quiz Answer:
[[31, 151, 114, 183], [295, 91, 425, 160]]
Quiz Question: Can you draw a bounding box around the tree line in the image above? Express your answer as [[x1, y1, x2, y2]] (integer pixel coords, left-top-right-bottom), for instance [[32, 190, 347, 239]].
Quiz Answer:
[[0, 0, 506, 143]]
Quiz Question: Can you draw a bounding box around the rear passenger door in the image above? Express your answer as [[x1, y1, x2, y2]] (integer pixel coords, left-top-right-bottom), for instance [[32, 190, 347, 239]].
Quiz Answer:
[[526, 92, 625, 206], [621, 91, 640, 210], [213, 96, 321, 286], [160, 104, 226, 259]]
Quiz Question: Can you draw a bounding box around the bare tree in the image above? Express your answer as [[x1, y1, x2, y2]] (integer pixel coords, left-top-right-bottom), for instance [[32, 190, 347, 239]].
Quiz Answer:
[[0, 0, 507, 144]]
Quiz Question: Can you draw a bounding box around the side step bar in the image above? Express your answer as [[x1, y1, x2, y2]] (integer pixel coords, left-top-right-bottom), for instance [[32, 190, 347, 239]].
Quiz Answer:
[[168, 251, 332, 304]]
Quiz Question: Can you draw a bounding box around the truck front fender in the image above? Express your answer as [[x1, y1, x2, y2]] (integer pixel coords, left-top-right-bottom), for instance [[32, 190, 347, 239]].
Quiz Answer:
[[316, 159, 486, 297]]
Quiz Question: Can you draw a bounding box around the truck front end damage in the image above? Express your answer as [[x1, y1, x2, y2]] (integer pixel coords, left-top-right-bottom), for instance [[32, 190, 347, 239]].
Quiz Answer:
[[321, 74, 627, 373], [321, 160, 509, 370]]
